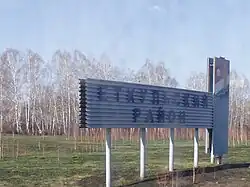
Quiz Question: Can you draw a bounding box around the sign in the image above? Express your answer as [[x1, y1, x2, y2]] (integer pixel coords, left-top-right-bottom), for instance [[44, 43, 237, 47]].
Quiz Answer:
[[213, 57, 230, 156], [79, 78, 214, 128]]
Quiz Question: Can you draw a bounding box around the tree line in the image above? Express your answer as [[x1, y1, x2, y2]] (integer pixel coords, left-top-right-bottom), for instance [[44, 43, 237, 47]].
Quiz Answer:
[[0, 49, 249, 144]]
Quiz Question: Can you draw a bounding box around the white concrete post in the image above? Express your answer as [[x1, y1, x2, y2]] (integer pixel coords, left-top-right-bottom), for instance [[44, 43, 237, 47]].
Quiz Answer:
[[210, 135, 214, 164], [205, 129, 209, 154], [169, 128, 174, 172], [140, 128, 146, 179], [106, 128, 111, 187], [194, 128, 199, 168]]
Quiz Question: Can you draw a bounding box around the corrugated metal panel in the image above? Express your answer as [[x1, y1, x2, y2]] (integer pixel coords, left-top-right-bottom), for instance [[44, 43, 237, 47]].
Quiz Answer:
[[79, 79, 87, 128], [79, 78, 214, 128]]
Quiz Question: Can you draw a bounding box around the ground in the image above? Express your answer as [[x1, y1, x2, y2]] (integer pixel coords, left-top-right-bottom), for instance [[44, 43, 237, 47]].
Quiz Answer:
[[128, 168, 250, 187], [0, 135, 249, 186]]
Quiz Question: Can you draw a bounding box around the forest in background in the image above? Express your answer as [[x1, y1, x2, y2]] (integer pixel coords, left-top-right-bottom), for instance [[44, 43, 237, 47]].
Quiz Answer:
[[0, 48, 249, 145]]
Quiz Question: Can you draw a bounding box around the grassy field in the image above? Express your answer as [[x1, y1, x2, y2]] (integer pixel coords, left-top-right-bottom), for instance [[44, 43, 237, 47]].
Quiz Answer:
[[0, 135, 249, 186]]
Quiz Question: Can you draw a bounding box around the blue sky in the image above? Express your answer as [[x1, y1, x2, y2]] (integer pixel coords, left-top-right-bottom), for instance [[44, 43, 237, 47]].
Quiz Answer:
[[1, 0, 250, 86]]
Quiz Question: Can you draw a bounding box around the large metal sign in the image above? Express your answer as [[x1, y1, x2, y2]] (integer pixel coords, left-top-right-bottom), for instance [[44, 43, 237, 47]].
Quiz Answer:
[[212, 57, 230, 156], [78, 57, 230, 187], [79, 78, 214, 128]]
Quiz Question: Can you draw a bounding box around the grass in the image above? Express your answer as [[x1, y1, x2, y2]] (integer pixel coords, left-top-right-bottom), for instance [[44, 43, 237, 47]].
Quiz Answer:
[[0, 135, 249, 186]]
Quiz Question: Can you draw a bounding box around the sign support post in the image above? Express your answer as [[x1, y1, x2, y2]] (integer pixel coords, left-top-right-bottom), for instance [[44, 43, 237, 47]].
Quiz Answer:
[[206, 58, 214, 155], [205, 129, 209, 154], [140, 128, 146, 179], [106, 128, 111, 187], [210, 133, 214, 163], [194, 128, 199, 168], [169, 128, 174, 172]]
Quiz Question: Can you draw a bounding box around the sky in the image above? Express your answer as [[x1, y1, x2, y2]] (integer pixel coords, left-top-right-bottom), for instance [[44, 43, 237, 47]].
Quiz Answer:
[[1, 0, 250, 86]]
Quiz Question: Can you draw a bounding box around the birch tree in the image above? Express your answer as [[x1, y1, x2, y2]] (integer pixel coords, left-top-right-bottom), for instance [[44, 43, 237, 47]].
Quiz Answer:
[[1, 49, 26, 134], [185, 72, 207, 91]]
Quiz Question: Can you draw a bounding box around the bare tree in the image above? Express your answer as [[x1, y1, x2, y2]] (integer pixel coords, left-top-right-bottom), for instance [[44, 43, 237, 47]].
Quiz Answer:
[[1, 49, 26, 134], [185, 72, 207, 91]]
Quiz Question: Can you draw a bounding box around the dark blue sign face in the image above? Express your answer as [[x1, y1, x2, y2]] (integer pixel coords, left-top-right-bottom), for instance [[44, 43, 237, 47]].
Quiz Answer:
[[80, 79, 214, 128], [212, 57, 230, 156]]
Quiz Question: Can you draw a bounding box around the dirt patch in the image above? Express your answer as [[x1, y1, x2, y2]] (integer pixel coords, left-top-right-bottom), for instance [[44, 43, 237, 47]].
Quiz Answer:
[[127, 168, 250, 187], [76, 175, 105, 187]]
